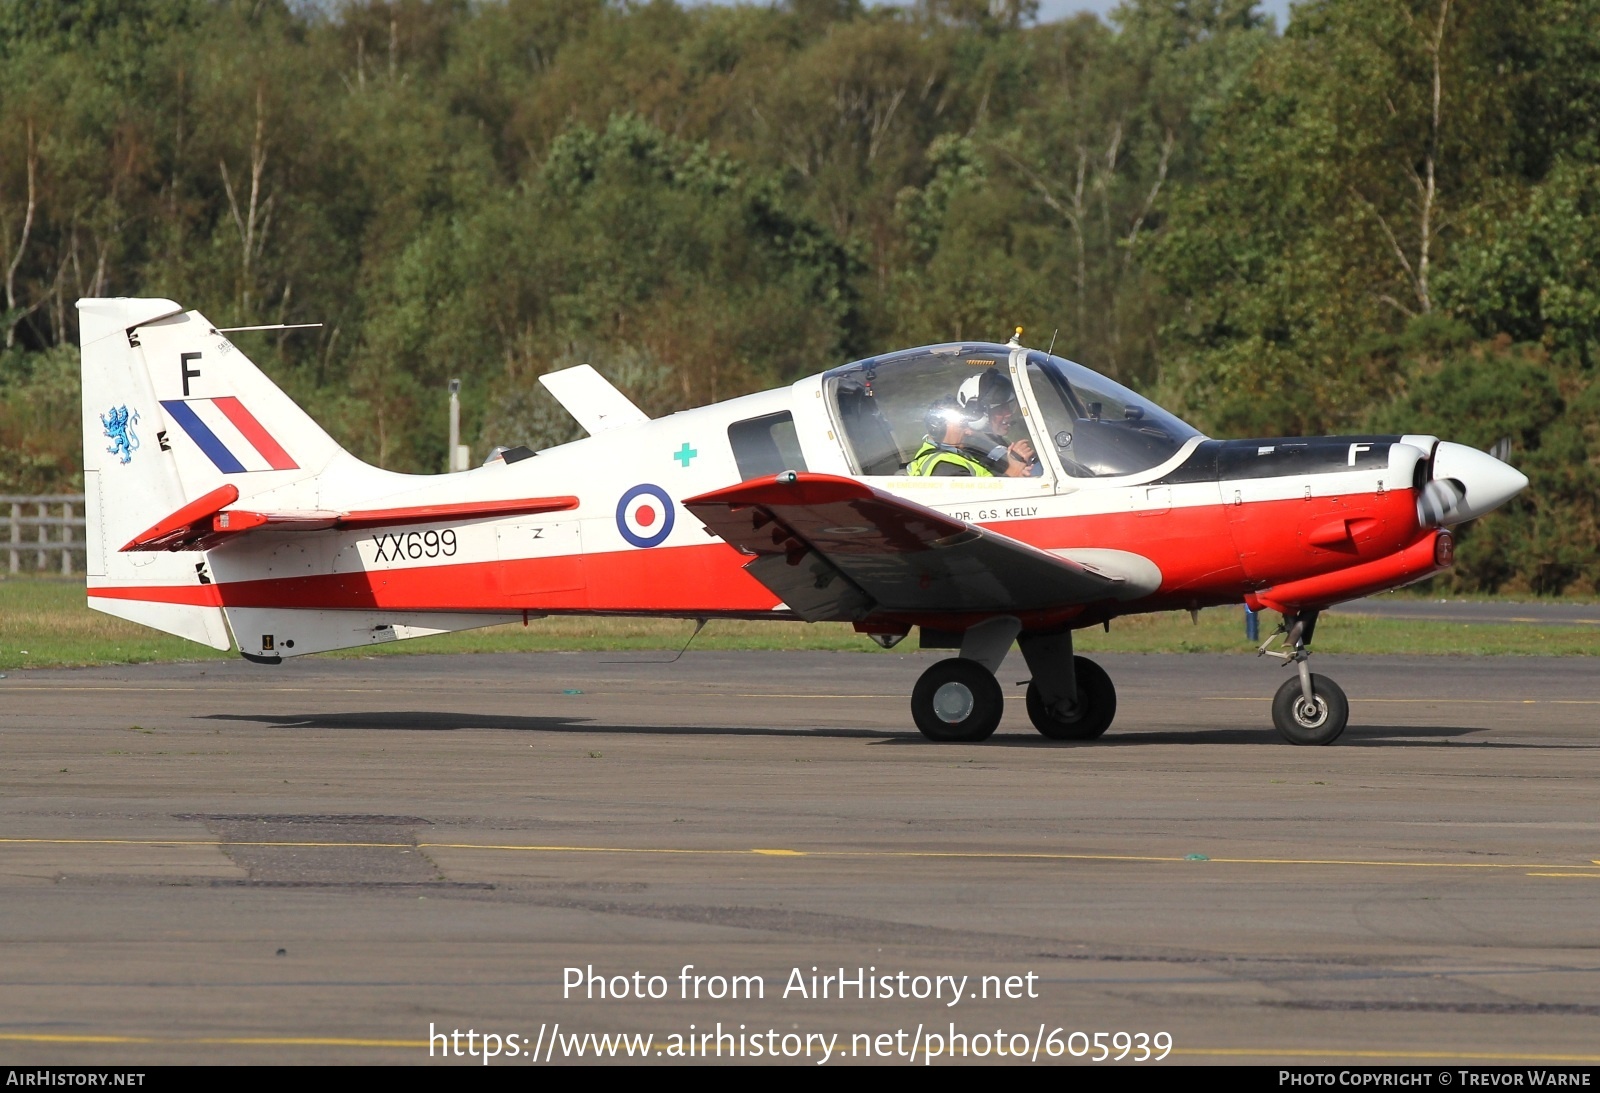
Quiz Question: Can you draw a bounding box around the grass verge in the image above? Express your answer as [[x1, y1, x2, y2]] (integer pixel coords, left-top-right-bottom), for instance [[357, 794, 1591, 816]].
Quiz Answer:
[[1, 577, 1593, 672]]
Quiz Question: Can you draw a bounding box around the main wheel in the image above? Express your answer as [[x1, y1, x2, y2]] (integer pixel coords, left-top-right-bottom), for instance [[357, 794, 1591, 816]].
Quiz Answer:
[[1026, 655, 1117, 740], [911, 658, 1003, 743], [1271, 674, 1349, 745]]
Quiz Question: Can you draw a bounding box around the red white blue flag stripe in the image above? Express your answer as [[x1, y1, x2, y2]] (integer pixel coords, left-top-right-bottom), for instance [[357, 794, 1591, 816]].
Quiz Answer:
[[160, 397, 299, 474]]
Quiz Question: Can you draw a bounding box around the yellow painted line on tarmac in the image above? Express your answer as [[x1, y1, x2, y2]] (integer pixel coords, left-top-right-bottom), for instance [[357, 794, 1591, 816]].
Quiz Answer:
[[6, 837, 1600, 875], [422, 842, 768, 856], [1527, 872, 1600, 878], [760, 850, 1600, 872], [362, 843, 1600, 874], [0, 837, 413, 849], [0, 1034, 156, 1045], [0, 837, 751, 857]]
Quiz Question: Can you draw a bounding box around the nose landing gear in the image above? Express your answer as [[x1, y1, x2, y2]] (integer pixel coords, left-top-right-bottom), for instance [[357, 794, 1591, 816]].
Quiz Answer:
[[1259, 609, 1349, 745]]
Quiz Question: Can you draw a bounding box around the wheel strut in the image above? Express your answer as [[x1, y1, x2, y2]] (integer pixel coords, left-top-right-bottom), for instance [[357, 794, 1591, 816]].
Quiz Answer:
[[1296, 657, 1315, 704], [1257, 608, 1320, 695], [1258, 608, 1348, 745]]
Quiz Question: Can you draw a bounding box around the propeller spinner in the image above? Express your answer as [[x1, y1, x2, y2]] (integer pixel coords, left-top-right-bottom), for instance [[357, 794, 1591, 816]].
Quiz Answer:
[[1417, 441, 1529, 527]]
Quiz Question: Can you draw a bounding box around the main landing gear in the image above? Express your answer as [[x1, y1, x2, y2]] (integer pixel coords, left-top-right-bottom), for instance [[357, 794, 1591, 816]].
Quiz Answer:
[[911, 658, 1004, 742], [909, 620, 1118, 743], [1258, 609, 1349, 746]]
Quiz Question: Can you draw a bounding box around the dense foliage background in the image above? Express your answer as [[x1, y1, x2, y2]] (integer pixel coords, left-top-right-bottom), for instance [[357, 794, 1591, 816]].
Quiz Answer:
[[2, 0, 1595, 592]]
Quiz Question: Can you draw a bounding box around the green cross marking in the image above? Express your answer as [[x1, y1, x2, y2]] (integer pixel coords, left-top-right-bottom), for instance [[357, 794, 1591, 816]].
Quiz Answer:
[[673, 442, 698, 467]]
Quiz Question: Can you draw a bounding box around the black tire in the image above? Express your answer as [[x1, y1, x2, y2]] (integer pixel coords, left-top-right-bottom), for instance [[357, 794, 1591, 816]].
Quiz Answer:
[[911, 658, 1003, 743], [1271, 674, 1349, 745], [1026, 656, 1117, 740]]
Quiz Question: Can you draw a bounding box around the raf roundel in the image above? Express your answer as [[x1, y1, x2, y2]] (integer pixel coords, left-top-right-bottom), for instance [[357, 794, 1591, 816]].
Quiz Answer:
[[616, 484, 676, 548]]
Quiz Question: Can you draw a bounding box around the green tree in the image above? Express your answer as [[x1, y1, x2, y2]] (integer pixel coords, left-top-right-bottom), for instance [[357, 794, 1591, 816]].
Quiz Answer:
[[1145, 0, 1532, 435]]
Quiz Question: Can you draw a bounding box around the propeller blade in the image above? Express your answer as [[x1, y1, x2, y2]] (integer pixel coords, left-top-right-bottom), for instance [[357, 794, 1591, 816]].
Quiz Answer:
[[1417, 477, 1466, 527]]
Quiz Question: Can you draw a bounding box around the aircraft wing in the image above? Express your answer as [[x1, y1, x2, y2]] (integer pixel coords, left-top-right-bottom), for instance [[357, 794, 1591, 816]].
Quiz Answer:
[[684, 473, 1124, 622], [123, 484, 578, 552]]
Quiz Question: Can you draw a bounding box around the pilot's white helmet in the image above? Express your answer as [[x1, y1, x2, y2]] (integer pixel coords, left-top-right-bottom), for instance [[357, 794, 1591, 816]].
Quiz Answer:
[[957, 370, 1014, 432]]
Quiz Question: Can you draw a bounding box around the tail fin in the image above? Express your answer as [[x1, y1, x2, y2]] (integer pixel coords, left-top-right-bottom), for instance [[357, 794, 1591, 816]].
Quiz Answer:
[[78, 298, 343, 648]]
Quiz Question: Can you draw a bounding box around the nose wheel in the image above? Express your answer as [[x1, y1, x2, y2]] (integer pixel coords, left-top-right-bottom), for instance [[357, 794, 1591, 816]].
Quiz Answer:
[[1271, 674, 1348, 746], [911, 658, 1004, 742], [1259, 609, 1349, 745]]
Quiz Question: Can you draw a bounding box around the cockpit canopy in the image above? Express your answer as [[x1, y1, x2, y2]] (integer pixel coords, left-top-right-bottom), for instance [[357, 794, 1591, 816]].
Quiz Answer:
[[823, 343, 1202, 479]]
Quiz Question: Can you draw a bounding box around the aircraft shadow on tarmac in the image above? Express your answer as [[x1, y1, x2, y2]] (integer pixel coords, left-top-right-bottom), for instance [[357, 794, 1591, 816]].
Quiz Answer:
[[872, 724, 1491, 747], [198, 712, 1558, 749], [1075, 723, 1495, 747], [1071, 724, 1592, 750], [1340, 725, 1599, 750], [203, 711, 913, 740]]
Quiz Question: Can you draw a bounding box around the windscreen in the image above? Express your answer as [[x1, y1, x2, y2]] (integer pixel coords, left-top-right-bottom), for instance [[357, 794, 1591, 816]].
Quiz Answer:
[[1024, 351, 1201, 478]]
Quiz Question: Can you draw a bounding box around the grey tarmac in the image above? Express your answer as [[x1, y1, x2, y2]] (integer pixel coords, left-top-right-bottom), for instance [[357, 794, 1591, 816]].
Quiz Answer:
[[1, 649, 1597, 1066]]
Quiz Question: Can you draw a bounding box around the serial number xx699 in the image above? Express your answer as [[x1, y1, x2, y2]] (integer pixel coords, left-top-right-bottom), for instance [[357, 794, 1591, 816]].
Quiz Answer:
[[370, 529, 458, 562]]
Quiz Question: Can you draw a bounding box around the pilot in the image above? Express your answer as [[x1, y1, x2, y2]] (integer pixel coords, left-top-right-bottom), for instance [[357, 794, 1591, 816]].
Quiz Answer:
[[957, 370, 1040, 477], [908, 397, 994, 476]]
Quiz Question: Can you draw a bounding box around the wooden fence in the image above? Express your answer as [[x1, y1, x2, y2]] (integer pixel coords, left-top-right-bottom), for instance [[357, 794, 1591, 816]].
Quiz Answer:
[[3, 495, 87, 576]]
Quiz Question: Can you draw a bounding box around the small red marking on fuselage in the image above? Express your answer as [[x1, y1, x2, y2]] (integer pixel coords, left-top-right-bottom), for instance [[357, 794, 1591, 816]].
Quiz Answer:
[[636, 505, 656, 527]]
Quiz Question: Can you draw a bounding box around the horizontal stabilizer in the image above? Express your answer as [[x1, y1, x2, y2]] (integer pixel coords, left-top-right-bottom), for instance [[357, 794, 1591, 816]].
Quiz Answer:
[[121, 484, 242, 551], [538, 364, 650, 435], [124, 493, 579, 552]]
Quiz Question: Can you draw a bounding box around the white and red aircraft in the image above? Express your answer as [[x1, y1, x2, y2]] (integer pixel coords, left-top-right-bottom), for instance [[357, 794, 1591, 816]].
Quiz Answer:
[[79, 297, 1527, 745]]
